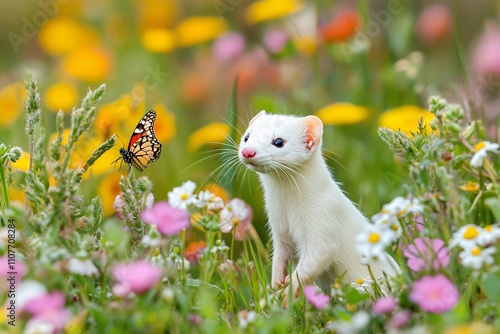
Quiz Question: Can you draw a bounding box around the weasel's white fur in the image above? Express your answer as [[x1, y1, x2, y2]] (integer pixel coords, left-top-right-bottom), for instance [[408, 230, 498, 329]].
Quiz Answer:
[[238, 111, 399, 295]]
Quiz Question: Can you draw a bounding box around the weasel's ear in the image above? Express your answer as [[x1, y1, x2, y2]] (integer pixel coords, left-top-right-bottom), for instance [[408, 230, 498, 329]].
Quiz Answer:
[[249, 110, 266, 125], [303, 115, 323, 151]]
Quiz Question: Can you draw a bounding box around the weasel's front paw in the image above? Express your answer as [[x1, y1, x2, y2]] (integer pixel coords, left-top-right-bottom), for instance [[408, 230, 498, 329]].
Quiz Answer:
[[271, 276, 286, 290]]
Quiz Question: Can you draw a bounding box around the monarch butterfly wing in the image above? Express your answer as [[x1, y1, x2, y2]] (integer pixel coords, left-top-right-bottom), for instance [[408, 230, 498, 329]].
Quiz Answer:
[[128, 110, 162, 172], [129, 135, 162, 171]]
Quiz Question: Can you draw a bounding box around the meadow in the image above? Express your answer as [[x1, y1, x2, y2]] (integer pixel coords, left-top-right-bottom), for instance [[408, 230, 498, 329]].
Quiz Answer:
[[1, 0, 500, 333]]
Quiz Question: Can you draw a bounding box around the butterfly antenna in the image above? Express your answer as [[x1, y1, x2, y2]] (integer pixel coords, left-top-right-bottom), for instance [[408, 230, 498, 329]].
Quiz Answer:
[[115, 134, 125, 147]]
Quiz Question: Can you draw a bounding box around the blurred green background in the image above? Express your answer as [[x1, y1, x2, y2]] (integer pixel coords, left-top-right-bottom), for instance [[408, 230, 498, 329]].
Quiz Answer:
[[1, 0, 500, 242]]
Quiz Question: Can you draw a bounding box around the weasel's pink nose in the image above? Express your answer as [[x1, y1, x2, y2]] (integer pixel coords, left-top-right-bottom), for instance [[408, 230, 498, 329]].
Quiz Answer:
[[242, 148, 256, 159]]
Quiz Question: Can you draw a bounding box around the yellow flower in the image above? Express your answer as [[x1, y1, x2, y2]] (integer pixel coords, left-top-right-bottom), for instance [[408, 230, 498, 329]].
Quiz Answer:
[[11, 151, 30, 172], [136, 0, 178, 32], [8, 187, 25, 204], [98, 173, 122, 217], [141, 28, 176, 53], [188, 123, 230, 153], [379, 105, 434, 136], [444, 322, 493, 334], [0, 82, 27, 126], [61, 47, 111, 83], [38, 17, 99, 55], [44, 82, 79, 113], [245, 0, 303, 24], [294, 36, 317, 56], [149, 103, 176, 144], [175, 16, 227, 47], [460, 181, 480, 192], [316, 102, 369, 125]]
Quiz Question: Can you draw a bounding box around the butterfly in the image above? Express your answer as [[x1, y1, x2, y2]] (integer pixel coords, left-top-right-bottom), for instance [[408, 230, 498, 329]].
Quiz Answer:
[[113, 110, 162, 172]]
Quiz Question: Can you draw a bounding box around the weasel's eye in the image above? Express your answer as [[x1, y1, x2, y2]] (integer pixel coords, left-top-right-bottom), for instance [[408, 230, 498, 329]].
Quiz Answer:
[[244, 133, 250, 142], [272, 138, 284, 148]]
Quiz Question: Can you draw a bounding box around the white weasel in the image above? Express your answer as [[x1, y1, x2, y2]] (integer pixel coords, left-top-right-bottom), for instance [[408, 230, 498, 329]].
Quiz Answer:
[[238, 111, 399, 295]]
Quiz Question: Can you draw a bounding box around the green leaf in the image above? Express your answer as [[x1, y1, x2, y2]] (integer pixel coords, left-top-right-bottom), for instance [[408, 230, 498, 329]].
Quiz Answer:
[[344, 287, 370, 304], [485, 197, 500, 222], [482, 270, 500, 301]]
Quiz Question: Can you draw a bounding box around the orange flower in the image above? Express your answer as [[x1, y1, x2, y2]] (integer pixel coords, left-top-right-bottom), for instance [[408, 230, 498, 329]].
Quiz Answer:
[[136, 0, 178, 32], [61, 47, 111, 83], [379, 105, 434, 136], [319, 9, 360, 43], [188, 123, 230, 153], [175, 16, 227, 47], [184, 240, 207, 264]]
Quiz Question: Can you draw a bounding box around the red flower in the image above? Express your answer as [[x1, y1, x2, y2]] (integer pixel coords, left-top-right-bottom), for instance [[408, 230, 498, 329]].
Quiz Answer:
[[185, 240, 207, 264], [319, 9, 360, 43]]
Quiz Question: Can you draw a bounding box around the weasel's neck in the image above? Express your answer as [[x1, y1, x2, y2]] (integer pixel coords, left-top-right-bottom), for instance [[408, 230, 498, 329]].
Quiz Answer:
[[259, 149, 339, 194]]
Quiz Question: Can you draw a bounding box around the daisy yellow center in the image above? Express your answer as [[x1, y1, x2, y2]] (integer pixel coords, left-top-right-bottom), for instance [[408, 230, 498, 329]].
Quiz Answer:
[[397, 208, 407, 217], [471, 247, 481, 256], [475, 141, 486, 152], [356, 278, 364, 285], [485, 225, 492, 232], [463, 226, 479, 239], [181, 193, 189, 200], [368, 232, 380, 243], [233, 217, 239, 226], [391, 224, 399, 231], [460, 181, 479, 192]]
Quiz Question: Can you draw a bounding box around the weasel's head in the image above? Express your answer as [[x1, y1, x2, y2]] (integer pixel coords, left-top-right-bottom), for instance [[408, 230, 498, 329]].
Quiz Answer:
[[238, 110, 323, 174]]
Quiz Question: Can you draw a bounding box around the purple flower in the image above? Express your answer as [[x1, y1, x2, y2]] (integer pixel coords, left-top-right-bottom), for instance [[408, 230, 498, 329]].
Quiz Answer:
[[403, 237, 449, 272], [372, 296, 398, 315], [212, 32, 246, 62], [304, 285, 330, 310], [112, 261, 162, 296], [220, 198, 253, 240], [409, 274, 459, 314], [142, 201, 190, 236], [263, 29, 288, 54]]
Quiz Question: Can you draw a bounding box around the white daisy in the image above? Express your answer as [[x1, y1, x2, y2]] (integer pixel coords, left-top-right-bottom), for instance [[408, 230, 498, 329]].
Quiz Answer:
[[168, 181, 197, 210], [459, 246, 496, 270], [356, 224, 393, 264], [479, 224, 500, 245], [67, 257, 99, 276], [193, 190, 214, 208], [351, 276, 374, 293], [326, 311, 370, 334], [448, 224, 485, 249], [141, 225, 162, 248], [207, 196, 225, 212], [372, 213, 403, 243], [238, 310, 257, 329], [470, 141, 499, 168]]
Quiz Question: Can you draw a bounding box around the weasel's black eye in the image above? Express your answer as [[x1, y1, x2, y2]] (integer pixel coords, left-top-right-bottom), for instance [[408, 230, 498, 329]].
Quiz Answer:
[[244, 133, 250, 142], [272, 138, 284, 148]]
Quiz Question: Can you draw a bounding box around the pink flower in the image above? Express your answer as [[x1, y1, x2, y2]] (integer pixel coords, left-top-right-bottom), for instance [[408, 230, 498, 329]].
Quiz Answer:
[[372, 296, 398, 315], [263, 29, 288, 54], [409, 274, 459, 314], [472, 25, 500, 79], [24, 291, 65, 316], [219, 198, 253, 240], [388, 310, 411, 329], [212, 32, 246, 62], [142, 201, 190, 236], [24, 291, 70, 333], [0, 255, 26, 280], [415, 5, 452, 43], [403, 237, 449, 272], [112, 261, 162, 296], [304, 286, 330, 310]]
